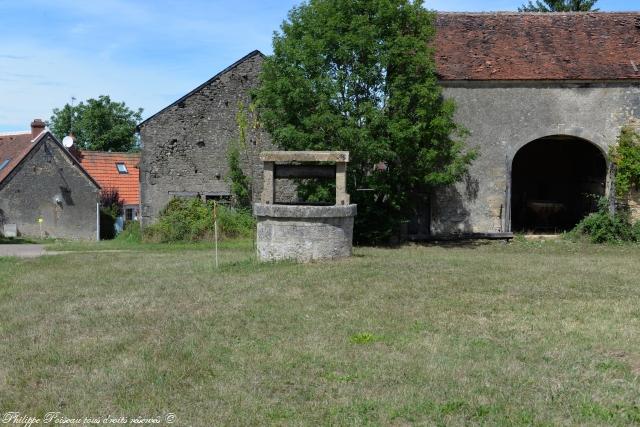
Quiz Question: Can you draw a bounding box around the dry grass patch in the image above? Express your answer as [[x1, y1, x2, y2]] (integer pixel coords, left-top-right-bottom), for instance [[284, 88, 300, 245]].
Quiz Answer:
[[0, 239, 639, 425]]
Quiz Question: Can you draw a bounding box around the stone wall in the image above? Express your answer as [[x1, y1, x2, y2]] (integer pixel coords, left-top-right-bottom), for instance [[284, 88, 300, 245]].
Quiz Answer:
[[0, 134, 99, 240], [139, 51, 295, 224], [138, 52, 640, 236], [435, 81, 640, 235]]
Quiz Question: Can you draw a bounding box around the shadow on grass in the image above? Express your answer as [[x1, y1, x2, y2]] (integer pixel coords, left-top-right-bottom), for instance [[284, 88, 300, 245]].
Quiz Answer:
[[413, 240, 500, 249], [0, 237, 38, 244], [355, 239, 498, 251]]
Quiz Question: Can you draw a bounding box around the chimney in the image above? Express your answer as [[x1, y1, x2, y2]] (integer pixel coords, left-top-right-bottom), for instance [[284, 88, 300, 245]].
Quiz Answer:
[[31, 119, 45, 139]]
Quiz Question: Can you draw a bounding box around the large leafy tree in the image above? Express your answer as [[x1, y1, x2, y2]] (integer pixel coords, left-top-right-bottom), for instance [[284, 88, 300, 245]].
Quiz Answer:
[[256, 0, 475, 243], [519, 0, 599, 11], [49, 95, 143, 152]]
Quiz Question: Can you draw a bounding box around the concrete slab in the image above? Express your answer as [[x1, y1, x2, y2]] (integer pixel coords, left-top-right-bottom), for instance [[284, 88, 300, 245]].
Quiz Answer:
[[0, 244, 47, 258], [523, 234, 561, 240]]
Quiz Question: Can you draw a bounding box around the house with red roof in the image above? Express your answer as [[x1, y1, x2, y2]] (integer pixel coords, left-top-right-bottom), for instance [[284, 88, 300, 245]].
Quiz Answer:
[[77, 151, 141, 223], [0, 120, 101, 240]]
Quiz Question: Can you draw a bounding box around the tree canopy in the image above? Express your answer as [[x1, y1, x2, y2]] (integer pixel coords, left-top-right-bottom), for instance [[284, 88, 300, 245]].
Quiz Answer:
[[256, 0, 474, 243], [518, 0, 599, 11], [49, 95, 143, 152]]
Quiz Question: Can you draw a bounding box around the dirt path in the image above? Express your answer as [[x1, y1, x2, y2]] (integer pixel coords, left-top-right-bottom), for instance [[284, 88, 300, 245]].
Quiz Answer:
[[0, 244, 47, 258]]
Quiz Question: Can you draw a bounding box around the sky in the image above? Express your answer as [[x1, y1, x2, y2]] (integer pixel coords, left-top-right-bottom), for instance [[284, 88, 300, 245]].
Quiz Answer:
[[0, 0, 637, 132]]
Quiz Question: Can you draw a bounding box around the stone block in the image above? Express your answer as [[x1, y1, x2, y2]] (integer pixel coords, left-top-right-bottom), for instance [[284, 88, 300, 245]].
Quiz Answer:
[[3, 224, 17, 238]]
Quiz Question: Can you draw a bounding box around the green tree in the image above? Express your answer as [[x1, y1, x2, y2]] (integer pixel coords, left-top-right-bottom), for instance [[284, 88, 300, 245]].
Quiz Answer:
[[518, 0, 598, 12], [256, 0, 475, 243], [49, 95, 143, 152]]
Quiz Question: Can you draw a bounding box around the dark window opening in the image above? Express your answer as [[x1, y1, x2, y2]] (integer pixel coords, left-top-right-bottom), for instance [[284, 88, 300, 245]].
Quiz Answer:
[[407, 193, 431, 239], [205, 195, 231, 205], [60, 186, 74, 205], [43, 143, 53, 162], [511, 136, 606, 233], [125, 208, 134, 221]]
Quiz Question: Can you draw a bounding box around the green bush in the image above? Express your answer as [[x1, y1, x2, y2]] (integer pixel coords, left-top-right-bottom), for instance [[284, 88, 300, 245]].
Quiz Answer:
[[226, 102, 253, 209], [143, 197, 255, 243], [115, 221, 142, 243], [632, 221, 640, 242], [227, 143, 252, 208], [610, 126, 640, 198], [99, 188, 123, 240], [571, 197, 639, 244]]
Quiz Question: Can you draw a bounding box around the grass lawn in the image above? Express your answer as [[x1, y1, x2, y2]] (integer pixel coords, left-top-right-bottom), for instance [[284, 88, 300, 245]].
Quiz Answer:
[[1, 239, 639, 425]]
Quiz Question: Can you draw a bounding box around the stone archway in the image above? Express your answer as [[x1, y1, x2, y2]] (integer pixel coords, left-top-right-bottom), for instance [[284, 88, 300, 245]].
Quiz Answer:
[[510, 135, 607, 233]]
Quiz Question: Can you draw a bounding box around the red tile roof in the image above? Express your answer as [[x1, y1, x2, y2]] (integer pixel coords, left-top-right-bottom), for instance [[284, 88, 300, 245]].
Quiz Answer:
[[77, 151, 140, 205], [0, 132, 39, 183], [435, 12, 640, 81]]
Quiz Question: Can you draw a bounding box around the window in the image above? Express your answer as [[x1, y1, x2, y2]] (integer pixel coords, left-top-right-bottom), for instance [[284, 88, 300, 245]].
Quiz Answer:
[[0, 159, 9, 171], [125, 208, 134, 221], [116, 163, 128, 174], [205, 195, 231, 204]]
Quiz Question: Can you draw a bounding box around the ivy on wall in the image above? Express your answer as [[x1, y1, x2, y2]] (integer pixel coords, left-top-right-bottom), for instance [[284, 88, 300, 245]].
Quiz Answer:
[[227, 102, 257, 208], [610, 125, 640, 198]]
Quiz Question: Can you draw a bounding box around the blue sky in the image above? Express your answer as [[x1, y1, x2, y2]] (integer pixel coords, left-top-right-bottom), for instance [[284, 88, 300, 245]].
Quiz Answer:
[[0, 0, 636, 132]]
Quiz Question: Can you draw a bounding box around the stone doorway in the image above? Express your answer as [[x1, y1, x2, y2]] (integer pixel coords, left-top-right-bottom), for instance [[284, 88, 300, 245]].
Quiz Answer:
[[511, 135, 607, 233]]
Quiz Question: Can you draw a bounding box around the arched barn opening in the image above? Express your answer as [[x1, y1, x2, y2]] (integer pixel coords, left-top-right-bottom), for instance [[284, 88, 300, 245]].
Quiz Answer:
[[511, 136, 607, 233]]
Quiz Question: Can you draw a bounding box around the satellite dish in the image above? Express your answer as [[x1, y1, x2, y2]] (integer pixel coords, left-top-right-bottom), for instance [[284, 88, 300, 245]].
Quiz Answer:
[[62, 135, 74, 148]]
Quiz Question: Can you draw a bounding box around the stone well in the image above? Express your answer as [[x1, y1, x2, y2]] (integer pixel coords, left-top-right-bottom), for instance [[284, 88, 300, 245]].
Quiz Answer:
[[254, 151, 357, 262], [254, 204, 356, 262]]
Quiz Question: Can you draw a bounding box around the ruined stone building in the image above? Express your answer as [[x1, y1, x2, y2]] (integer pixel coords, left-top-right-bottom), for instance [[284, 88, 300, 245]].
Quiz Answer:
[[139, 13, 640, 236]]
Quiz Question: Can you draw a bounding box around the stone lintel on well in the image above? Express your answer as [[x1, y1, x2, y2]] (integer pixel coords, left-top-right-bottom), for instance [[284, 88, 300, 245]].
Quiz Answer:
[[260, 151, 349, 163]]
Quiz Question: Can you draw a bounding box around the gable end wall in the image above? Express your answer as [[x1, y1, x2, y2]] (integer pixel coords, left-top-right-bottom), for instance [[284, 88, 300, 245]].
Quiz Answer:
[[139, 53, 296, 223], [0, 135, 99, 240]]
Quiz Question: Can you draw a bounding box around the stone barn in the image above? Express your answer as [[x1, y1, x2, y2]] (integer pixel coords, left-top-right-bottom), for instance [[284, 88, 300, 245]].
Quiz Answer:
[[139, 12, 640, 237], [432, 12, 640, 236], [0, 120, 101, 240]]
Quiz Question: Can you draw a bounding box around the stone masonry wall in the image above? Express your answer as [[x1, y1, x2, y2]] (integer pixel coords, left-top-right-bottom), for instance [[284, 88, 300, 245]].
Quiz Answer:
[[254, 204, 356, 262], [0, 134, 99, 240], [139, 52, 640, 235], [139, 52, 294, 224], [434, 81, 640, 235]]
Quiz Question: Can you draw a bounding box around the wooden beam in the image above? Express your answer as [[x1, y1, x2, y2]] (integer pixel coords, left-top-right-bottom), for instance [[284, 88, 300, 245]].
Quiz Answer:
[[274, 164, 336, 179]]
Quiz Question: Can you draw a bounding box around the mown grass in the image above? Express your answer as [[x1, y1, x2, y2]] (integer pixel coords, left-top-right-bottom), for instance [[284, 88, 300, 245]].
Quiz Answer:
[[1, 239, 639, 425]]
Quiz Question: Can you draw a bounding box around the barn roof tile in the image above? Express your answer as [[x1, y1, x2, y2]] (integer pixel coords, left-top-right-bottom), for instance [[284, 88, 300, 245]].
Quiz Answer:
[[435, 12, 640, 81]]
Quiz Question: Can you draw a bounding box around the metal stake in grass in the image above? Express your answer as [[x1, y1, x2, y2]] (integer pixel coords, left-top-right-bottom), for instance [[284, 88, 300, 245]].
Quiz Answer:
[[213, 201, 219, 268]]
